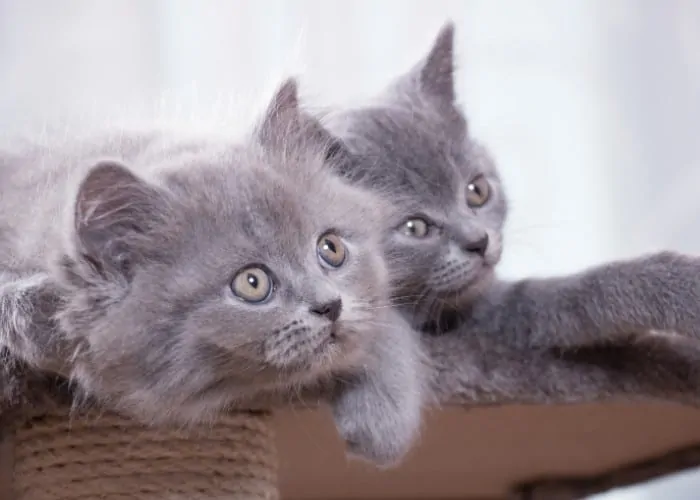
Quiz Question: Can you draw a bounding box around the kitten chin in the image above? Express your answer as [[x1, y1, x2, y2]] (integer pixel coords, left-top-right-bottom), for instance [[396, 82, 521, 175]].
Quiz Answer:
[[447, 265, 496, 307]]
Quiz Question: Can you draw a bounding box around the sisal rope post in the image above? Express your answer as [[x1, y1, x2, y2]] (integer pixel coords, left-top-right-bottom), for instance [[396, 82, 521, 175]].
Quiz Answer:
[[3, 405, 278, 500]]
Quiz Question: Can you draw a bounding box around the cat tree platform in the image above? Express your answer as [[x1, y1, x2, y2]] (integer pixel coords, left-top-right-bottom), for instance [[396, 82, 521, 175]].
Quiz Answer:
[[4, 398, 700, 499], [3, 401, 700, 500], [4, 333, 700, 500]]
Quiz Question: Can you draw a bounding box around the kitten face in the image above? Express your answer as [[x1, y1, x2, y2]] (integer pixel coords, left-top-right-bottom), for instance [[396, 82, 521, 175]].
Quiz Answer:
[[55, 81, 391, 423], [160, 160, 389, 379], [332, 24, 507, 319]]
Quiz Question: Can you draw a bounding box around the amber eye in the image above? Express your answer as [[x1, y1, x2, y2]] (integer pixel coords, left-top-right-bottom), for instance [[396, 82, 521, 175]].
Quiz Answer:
[[401, 218, 430, 238], [317, 232, 347, 268], [466, 175, 491, 207], [231, 266, 273, 303]]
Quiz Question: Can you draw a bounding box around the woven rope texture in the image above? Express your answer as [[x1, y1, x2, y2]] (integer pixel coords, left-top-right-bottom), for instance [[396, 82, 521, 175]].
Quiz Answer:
[[10, 408, 278, 500]]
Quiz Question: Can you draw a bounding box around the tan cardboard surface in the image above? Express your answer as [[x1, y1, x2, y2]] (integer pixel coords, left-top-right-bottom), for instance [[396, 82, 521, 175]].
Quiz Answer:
[[275, 403, 700, 499]]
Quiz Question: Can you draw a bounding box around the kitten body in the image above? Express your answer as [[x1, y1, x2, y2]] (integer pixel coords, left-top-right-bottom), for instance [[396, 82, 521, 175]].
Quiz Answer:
[[424, 331, 700, 407], [322, 23, 700, 404], [0, 81, 426, 466]]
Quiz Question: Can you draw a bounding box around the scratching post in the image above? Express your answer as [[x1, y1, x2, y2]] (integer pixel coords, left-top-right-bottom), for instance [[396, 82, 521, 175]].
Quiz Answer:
[[2, 405, 278, 500]]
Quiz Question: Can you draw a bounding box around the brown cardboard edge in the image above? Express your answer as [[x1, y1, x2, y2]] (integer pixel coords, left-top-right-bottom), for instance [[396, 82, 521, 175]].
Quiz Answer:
[[511, 442, 700, 499]]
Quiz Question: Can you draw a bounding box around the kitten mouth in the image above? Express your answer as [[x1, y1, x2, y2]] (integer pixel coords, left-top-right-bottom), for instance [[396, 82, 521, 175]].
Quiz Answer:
[[430, 260, 494, 303], [453, 267, 495, 302], [318, 323, 367, 366], [276, 321, 362, 376], [311, 324, 343, 356], [311, 335, 334, 357]]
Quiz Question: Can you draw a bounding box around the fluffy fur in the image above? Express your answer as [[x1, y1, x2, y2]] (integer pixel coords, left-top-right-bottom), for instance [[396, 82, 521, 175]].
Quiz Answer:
[[425, 332, 700, 406], [322, 22, 700, 405], [0, 80, 426, 466]]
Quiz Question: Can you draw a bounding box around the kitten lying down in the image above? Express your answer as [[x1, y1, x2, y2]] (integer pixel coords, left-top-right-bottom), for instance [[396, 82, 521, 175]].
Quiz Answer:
[[4, 26, 700, 470], [0, 80, 427, 467], [325, 19, 700, 376]]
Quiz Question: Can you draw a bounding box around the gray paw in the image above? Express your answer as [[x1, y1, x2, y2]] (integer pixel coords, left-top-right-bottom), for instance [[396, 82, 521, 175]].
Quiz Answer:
[[0, 272, 66, 369], [332, 385, 422, 468]]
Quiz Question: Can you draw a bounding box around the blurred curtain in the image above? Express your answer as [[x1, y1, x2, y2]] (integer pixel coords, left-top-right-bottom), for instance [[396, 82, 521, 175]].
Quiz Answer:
[[0, 0, 698, 279]]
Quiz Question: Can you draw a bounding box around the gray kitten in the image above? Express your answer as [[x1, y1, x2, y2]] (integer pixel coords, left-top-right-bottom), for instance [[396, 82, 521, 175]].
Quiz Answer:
[[322, 23, 700, 402], [0, 79, 425, 466]]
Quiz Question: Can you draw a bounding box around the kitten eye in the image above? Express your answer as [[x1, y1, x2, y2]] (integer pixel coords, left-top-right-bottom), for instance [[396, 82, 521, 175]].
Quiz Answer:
[[317, 232, 347, 268], [401, 218, 430, 238], [466, 175, 490, 207], [231, 266, 273, 303]]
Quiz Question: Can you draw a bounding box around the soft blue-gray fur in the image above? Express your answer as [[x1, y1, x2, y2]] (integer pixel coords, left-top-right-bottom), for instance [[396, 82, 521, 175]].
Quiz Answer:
[[322, 22, 700, 405], [0, 79, 426, 466]]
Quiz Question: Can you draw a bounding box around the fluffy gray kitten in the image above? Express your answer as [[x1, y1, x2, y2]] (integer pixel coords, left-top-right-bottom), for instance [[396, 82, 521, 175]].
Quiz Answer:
[[322, 23, 700, 403], [0, 79, 425, 466]]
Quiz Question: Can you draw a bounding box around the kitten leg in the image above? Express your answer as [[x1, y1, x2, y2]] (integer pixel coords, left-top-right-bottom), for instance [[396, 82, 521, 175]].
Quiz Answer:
[[424, 329, 700, 407], [0, 269, 69, 374], [469, 251, 700, 349], [0, 270, 79, 416], [331, 312, 427, 467]]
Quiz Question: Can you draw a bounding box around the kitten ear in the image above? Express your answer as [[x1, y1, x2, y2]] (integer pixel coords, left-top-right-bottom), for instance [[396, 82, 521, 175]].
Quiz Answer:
[[73, 161, 168, 279], [258, 78, 355, 167], [417, 21, 456, 104], [258, 77, 301, 145]]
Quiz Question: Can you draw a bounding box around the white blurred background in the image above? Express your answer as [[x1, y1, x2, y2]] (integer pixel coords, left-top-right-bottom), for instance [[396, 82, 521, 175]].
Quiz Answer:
[[1, 1, 699, 498]]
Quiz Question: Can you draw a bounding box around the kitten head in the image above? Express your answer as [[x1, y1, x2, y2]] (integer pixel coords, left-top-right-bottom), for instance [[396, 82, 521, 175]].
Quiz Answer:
[[329, 23, 507, 321], [54, 79, 392, 424]]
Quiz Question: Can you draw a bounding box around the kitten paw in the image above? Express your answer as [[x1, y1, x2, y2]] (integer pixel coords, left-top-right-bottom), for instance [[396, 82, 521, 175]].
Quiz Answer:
[[0, 272, 66, 368], [0, 273, 51, 354], [332, 386, 422, 468], [641, 252, 700, 339]]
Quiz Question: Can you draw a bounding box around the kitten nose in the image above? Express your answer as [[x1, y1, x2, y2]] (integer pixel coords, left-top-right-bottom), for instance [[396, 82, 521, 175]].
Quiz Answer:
[[463, 234, 489, 256], [310, 298, 343, 322]]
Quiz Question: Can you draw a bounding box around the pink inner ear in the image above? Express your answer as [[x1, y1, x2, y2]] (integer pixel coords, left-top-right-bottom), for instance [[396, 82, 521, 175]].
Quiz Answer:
[[74, 161, 156, 245], [75, 162, 150, 227], [75, 161, 145, 227], [73, 161, 163, 278]]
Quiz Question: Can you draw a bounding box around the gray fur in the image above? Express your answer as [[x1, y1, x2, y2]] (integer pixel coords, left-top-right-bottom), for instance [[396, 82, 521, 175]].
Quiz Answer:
[[0, 80, 426, 466], [425, 331, 700, 407], [323, 22, 700, 403], [0, 271, 68, 372]]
